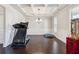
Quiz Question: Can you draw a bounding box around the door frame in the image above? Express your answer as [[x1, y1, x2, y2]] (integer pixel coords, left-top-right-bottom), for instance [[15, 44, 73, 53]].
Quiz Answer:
[[0, 5, 5, 47]]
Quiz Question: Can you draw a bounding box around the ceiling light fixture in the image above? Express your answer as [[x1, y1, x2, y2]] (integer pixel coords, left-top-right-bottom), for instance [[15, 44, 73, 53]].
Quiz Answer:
[[36, 8, 42, 23]]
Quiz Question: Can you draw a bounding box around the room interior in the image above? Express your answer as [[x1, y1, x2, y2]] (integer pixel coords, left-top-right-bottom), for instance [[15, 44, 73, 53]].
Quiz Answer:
[[0, 4, 79, 54]]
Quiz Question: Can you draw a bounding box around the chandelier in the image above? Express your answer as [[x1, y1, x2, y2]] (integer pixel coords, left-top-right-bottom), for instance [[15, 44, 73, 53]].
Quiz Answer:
[[36, 8, 42, 23], [36, 17, 42, 23]]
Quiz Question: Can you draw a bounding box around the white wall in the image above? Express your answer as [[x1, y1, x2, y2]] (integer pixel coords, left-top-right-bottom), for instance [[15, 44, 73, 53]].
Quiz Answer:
[[25, 17, 52, 35], [0, 6, 5, 44], [2, 5, 26, 47], [52, 7, 71, 43]]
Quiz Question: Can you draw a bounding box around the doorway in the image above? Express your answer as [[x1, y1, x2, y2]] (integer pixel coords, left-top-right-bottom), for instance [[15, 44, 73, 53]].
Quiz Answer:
[[0, 5, 5, 47], [71, 19, 79, 35]]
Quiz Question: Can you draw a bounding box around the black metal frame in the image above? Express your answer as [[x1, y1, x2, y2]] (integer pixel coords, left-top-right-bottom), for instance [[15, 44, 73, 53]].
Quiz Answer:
[[11, 22, 30, 48]]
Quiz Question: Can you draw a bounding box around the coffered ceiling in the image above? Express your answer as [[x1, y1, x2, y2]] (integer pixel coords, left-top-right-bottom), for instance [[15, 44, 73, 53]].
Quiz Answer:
[[10, 4, 69, 17]]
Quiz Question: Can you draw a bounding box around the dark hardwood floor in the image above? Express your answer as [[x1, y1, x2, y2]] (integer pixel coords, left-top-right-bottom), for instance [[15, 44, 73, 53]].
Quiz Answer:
[[0, 35, 66, 54], [0, 44, 4, 54]]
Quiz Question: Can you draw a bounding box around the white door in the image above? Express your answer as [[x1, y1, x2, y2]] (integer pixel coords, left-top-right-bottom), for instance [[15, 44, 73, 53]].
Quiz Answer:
[[0, 6, 5, 45]]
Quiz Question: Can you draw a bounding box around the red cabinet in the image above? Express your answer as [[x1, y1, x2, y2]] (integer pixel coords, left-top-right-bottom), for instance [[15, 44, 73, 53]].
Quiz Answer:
[[66, 37, 79, 54]]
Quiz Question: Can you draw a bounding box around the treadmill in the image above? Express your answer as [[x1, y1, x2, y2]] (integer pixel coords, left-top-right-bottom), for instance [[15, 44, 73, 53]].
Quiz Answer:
[[11, 22, 30, 48]]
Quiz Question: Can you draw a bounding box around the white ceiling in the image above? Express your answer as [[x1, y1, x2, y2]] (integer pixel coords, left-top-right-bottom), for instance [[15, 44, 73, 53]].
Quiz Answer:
[[10, 4, 69, 17]]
